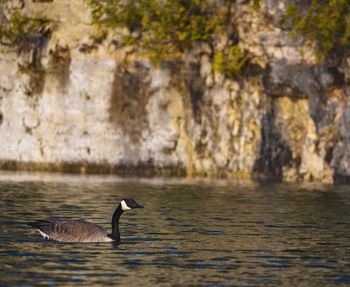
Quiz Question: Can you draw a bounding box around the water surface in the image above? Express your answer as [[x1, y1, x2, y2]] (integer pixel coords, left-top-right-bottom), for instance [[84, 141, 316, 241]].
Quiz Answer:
[[1, 173, 350, 286]]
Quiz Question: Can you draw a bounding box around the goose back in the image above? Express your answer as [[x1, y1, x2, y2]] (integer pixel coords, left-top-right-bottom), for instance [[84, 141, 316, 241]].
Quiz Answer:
[[30, 218, 113, 243]]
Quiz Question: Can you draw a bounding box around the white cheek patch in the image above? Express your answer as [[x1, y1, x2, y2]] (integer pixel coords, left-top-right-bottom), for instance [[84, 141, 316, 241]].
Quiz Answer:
[[121, 200, 131, 211]]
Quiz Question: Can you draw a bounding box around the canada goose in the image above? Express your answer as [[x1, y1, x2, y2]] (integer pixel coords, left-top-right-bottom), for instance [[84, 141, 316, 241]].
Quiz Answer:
[[28, 198, 143, 243]]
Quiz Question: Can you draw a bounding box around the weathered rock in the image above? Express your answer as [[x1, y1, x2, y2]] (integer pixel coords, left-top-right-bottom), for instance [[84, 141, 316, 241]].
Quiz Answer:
[[0, 0, 348, 183]]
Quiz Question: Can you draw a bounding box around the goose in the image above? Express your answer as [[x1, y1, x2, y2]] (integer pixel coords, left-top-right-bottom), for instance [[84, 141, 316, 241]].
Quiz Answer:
[[28, 198, 143, 243]]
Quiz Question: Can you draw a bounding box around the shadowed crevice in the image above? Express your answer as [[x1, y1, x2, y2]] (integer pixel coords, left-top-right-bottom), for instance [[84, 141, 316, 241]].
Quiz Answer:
[[253, 102, 295, 181], [110, 63, 151, 144]]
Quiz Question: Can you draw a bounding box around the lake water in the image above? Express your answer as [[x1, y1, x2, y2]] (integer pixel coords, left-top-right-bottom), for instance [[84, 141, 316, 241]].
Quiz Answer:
[[1, 172, 350, 286]]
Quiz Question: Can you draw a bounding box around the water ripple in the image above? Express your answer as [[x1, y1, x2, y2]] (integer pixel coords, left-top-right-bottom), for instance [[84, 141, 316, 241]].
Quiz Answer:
[[0, 175, 350, 286]]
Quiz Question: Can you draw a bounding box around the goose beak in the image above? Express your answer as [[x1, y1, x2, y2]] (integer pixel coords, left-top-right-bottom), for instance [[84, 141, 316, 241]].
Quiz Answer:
[[133, 200, 144, 208]]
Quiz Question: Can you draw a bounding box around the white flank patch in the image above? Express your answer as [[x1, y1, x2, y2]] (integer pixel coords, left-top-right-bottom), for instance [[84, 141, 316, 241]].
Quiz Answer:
[[102, 237, 114, 242], [121, 200, 131, 211], [38, 230, 49, 239]]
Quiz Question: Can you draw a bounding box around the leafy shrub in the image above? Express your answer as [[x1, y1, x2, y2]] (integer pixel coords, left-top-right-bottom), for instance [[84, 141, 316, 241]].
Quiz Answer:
[[86, 0, 250, 77], [87, 0, 224, 57], [0, 9, 52, 53], [286, 0, 350, 59], [0, 4, 52, 95], [251, 0, 261, 11], [213, 45, 249, 78]]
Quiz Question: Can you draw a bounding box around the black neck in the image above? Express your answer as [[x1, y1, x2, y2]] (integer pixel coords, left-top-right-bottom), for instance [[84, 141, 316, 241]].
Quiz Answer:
[[110, 204, 123, 241]]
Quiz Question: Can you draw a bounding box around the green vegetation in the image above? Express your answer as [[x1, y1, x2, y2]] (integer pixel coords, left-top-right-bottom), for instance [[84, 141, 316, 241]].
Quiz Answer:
[[286, 0, 350, 59], [213, 46, 249, 78], [87, 0, 223, 55], [251, 0, 261, 11], [86, 0, 250, 78], [0, 9, 52, 53], [0, 3, 52, 95]]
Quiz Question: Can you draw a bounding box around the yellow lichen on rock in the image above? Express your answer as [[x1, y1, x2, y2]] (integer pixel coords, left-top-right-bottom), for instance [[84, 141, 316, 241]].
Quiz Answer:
[[274, 97, 332, 182]]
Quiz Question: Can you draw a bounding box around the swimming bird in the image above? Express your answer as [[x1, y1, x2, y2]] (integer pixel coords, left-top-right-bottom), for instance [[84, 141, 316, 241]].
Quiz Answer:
[[28, 198, 143, 243]]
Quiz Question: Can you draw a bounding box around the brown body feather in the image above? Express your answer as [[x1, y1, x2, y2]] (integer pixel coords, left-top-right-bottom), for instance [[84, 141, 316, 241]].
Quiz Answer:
[[30, 218, 113, 243]]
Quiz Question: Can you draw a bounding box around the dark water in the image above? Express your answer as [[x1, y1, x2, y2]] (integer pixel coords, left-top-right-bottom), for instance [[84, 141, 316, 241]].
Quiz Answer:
[[1, 173, 350, 286]]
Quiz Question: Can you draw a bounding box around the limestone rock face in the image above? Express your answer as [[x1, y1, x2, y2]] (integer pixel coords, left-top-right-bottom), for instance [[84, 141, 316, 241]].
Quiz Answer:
[[0, 0, 348, 183]]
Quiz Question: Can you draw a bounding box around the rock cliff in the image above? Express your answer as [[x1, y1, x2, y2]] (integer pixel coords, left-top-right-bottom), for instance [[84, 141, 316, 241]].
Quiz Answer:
[[0, 0, 349, 183]]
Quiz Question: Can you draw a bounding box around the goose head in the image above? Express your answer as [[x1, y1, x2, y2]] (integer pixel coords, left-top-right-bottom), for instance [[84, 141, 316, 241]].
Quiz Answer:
[[120, 198, 144, 211]]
